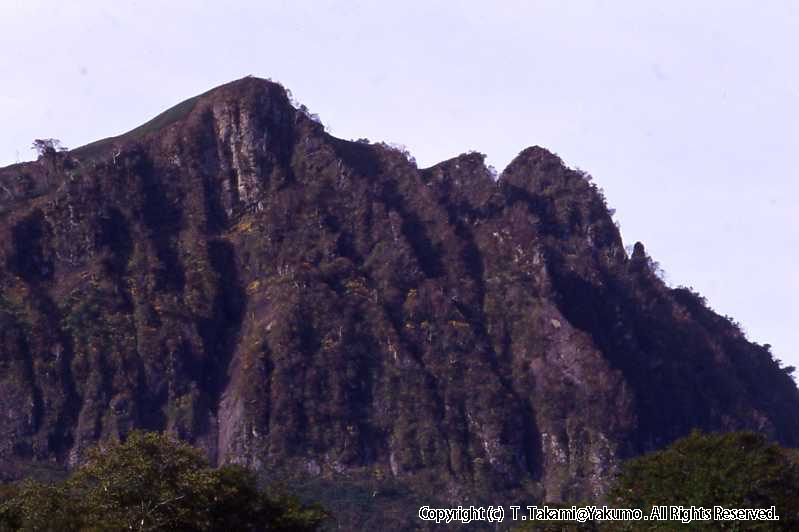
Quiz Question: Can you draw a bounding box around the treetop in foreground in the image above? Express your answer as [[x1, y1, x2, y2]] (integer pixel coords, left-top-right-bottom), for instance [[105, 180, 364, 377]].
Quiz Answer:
[[0, 431, 326, 531]]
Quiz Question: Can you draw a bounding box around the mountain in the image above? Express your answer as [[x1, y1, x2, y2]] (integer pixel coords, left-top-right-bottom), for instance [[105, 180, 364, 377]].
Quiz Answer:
[[1, 77, 797, 526]]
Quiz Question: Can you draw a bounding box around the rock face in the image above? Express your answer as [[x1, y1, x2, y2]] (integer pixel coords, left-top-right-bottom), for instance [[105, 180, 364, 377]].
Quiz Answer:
[[1, 77, 797, 515]]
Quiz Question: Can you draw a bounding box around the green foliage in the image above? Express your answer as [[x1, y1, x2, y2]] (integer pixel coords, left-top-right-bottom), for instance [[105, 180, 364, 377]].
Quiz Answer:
[[0, 479, 82, 531], [204, 464, 326, 532], [0, 431, 326, 531], [71, 431, 216, 530], [607, 431, 799, 530], [0, 483, 20, 531]]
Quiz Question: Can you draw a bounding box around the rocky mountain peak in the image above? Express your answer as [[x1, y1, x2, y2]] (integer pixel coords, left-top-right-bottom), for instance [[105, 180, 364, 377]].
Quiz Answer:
[[0, 78, 796, 527]]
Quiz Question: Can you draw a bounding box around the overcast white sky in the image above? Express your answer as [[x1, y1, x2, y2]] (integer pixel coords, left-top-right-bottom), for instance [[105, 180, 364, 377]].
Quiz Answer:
[[1, 1, 796, 370]]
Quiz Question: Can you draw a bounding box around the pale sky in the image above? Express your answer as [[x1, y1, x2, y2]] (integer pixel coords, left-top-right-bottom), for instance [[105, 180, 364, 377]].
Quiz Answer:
[[1, 1, 797, 371]]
